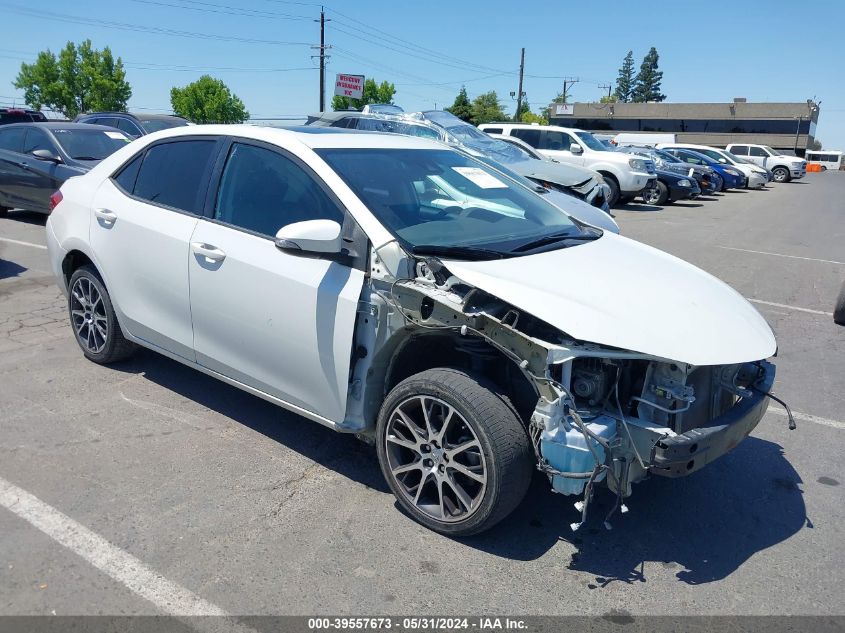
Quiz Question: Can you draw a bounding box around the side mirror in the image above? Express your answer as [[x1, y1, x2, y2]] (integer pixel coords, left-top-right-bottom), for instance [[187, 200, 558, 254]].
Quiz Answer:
[[569, 143, 583, 154], [275, 219, 342, 254], [32, 149, 61, 163]]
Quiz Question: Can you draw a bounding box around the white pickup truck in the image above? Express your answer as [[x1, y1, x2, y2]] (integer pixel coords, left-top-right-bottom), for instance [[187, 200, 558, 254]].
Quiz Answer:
[[725, 144, 806, 182], [479, 123, 656, 206]]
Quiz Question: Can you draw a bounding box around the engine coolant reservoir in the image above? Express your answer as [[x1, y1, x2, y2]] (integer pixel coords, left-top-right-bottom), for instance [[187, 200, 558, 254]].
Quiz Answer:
[[540, 416, 617, 495]]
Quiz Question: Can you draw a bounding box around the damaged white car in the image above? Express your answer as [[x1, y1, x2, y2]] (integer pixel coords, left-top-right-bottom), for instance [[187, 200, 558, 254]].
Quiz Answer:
[[46, 126, 785, 536]]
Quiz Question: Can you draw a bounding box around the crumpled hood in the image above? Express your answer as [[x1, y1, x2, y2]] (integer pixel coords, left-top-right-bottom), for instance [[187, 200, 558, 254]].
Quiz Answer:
[[442, 233, 776, 366], [509, 158, 600, 193]]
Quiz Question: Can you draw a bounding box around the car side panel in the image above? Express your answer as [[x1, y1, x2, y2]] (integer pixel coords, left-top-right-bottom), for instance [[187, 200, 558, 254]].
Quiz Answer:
[[89, 178, 198, 361]]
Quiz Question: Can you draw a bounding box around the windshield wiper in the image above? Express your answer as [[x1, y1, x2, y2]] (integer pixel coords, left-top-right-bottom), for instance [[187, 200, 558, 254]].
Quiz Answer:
[[411, 244, 507, 260], [71, 156, 100, 161], [510, 230, 601, 253]]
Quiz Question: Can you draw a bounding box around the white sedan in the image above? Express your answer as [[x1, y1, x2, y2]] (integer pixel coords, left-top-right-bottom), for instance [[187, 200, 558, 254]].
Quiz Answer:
[[46, 125, 779, 535]]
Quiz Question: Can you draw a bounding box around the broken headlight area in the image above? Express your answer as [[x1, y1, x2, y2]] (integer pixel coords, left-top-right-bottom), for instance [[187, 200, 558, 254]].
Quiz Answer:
[[533, 356, 777, 530]]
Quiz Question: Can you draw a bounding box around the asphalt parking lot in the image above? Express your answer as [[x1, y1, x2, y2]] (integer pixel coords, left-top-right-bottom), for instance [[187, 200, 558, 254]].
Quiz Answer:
[[1, 173, 843, 619]]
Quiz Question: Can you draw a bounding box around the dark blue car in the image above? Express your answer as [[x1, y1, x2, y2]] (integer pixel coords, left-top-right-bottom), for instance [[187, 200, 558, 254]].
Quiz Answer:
[[661, 148, 745, 190]]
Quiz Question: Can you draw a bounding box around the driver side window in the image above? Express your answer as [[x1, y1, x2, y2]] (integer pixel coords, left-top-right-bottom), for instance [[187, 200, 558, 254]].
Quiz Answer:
[[214, 142, 344, 238]]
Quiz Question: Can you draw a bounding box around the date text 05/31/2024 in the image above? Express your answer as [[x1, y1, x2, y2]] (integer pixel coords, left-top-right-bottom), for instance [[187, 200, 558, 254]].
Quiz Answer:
[[308, 617, 528, 630]]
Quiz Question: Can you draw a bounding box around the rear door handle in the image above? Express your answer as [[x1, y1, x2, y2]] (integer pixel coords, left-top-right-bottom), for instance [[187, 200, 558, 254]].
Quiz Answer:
[[93, 208, 117, 225], [191, 242, 226, 263]]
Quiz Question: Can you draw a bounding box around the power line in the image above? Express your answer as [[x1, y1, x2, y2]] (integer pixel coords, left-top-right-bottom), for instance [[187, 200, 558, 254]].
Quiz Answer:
[[130, 0, 312, 20], [1, 5, 313, 46]]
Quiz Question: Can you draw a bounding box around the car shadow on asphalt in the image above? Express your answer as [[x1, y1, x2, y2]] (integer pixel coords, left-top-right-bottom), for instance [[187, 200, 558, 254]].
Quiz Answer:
[[0, 258, 27, 280], [109, 349, 391, 494], [463, 436, 806, 586], [3, 210, 48, 225], [615, 202, 663, 212], [670, 201, 703, 208]]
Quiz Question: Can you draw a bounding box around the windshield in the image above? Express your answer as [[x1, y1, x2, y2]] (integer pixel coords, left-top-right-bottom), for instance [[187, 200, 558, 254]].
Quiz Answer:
[[52, 128, 131, 160], [317, 148, 583, 256], [574, 130, 607, 152], [140, 118, 189, 133], [763, 146, 779, 156], [654, 149, 681, 163]]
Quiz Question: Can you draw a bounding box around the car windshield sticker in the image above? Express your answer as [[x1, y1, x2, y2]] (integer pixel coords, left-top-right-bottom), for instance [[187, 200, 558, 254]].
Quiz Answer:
[[104, 131, 128, 140], [451, 167, 507, 189]]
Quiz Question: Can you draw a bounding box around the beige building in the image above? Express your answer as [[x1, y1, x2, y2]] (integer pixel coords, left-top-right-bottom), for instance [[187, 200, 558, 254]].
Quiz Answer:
[[548, 99, 820, 154]]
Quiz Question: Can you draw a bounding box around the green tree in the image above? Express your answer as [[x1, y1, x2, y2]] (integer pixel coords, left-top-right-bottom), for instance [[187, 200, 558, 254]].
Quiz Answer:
[[600, 94, 618, 104], [519, 110, 548, 125], [445, 86, 473, 121], [331, 78, 396, 111], [470, 91, 506, 125], [14, 40, 131, 118], [170, 75, 249, 123], [614, 51, 635, 103], [632, 47, 666, 103]]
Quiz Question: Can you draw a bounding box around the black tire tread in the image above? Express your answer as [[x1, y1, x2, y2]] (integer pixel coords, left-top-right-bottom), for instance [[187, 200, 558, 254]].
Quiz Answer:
[[834, 283, 845, 326]]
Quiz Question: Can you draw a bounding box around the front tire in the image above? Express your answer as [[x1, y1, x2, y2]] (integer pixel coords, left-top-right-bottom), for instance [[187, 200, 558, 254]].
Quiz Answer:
[[376, 368, 533, 536], [643, 181, 668, 206], [772, 166, 790, 183], [68, 265, 136, 364], [601, 174, 620, 207]]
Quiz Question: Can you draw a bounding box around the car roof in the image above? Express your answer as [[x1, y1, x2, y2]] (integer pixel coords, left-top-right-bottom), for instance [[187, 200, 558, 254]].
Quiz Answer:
[[0, 121, 115, 131], [78, 112, 186, 121], [137, 123, 448, 150]]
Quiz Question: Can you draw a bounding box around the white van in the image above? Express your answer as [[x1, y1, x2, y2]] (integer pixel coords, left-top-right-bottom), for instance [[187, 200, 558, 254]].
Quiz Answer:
[[613, 133, 676, 147], [479, 123, 656, 206], [804, 150, 842, 171]]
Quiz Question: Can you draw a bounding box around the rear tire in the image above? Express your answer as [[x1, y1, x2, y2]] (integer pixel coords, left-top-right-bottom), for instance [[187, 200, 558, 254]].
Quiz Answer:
[[834, 283, 845, 326], [0, 206, 8, 217], [376, 368, 533, 536], [68, 265, 137, 364], [772, 166, 790, 183], [643, 181, 669, 206]]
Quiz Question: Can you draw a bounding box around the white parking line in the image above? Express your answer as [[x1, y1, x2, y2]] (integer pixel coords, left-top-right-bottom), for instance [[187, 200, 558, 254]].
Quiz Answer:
[[747, 298, 834, 317], [717, 245, 845, 266], [0, 237, 47, 250], [768, 406, 845, 430], [0, 476, 229, 616]]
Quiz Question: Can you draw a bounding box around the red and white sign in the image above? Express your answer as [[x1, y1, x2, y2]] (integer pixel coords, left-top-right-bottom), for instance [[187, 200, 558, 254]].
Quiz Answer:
[[334, 74, 365, 99]]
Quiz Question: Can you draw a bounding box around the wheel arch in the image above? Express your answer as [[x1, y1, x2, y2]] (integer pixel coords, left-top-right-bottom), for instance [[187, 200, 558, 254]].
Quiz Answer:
[[364, 329, 540, 430]]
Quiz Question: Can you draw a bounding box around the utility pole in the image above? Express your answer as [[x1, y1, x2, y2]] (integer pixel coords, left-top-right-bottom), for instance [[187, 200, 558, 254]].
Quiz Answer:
[[312, 7, 331, 111], [515, 48, 525, 122], [561, 77, 579, 104], [599, 83, 612, 101]]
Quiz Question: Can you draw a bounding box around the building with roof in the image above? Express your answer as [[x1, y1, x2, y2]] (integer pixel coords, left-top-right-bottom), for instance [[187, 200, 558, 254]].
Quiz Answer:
[[548, 99, 820, 154]]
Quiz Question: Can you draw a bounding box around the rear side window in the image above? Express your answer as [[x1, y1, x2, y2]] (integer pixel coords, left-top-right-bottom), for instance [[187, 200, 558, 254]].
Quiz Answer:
[[214, 142, 343, 238], [0, 127, 26, 152], [511, 128, 541, 148], [133, 140, 217, 213], [113, 154, 143, 192]]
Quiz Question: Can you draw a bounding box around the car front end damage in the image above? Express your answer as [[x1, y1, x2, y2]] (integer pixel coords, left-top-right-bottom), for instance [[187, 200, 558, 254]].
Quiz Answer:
[[350, 244, 785, 530]]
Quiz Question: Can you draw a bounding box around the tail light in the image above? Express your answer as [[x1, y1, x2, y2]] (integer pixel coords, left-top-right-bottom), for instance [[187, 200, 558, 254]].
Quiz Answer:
[[49, 190, 63, 212]]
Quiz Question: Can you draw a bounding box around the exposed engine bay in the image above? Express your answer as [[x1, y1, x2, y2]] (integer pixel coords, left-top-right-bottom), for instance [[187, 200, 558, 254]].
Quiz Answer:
[[347, 243, 782, 530]]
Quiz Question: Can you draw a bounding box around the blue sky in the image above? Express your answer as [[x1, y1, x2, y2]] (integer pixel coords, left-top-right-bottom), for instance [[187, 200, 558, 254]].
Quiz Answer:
[[2, 0, 844, 148]]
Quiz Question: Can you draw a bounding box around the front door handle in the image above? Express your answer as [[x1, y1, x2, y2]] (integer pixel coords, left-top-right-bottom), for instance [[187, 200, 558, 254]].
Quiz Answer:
[[191, 242, 226, 263], [93, 208, 117, 225]]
